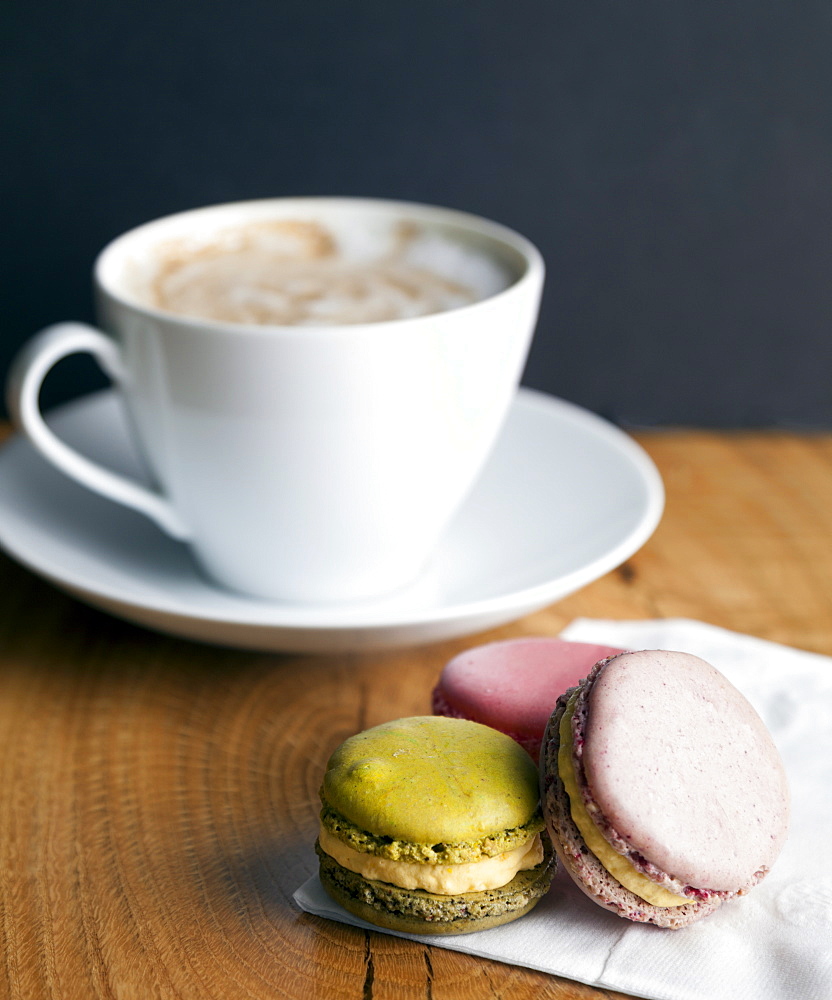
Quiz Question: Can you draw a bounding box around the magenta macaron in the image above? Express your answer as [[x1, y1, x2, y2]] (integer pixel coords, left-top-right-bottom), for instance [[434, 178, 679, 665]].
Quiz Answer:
[[431, 637, 625, 759]]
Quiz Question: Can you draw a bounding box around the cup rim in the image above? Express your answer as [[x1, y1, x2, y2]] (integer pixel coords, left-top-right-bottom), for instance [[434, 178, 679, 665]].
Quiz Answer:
[[93, 196, 545, 334]]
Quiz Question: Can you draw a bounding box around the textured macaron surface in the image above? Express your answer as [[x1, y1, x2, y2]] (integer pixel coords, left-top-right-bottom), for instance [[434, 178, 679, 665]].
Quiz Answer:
[[541, 700, 723, 929], [580, 650, 790, 891], [433, 638, 624, 738], [322, 716, 540, 845]]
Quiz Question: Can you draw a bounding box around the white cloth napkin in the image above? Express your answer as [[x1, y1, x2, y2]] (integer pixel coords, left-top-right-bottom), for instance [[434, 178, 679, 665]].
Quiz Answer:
[[293, 619, 832, 1000]]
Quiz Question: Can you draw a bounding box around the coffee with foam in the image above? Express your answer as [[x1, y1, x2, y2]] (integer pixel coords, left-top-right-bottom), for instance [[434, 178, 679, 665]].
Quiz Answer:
[[131, 218, 512, 326]]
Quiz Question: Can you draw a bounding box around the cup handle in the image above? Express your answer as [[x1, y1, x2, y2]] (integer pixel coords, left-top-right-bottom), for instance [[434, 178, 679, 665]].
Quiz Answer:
[[5, 322, 190, 540]]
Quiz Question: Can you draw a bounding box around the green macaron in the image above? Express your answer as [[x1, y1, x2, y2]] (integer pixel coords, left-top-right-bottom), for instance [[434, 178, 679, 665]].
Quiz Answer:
[[317, 715, 555, 935]]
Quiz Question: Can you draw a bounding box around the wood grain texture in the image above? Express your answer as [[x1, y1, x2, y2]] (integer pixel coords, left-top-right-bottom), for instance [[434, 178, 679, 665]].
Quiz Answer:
[[1, 427, 832, 999]]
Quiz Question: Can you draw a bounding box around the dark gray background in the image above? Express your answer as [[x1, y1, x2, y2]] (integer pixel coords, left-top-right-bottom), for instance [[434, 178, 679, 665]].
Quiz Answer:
[[3, 1, 832, 427]]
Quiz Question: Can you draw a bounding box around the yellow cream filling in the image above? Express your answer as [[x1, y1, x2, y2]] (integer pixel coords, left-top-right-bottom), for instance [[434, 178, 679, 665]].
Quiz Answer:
[[319, 825, 543, 894], [558, 693, 688, 908]]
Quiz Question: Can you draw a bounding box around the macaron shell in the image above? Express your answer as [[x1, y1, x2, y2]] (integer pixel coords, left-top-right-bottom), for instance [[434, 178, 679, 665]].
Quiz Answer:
[[432, 638, 625, 744], [322, 716, 540, 845], [540, 700, 725, 929], [582, 650, 790, 891]]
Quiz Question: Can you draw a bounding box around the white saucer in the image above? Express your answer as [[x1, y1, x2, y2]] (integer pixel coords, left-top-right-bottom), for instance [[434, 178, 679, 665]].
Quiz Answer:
[[0, 388, 663, 653]]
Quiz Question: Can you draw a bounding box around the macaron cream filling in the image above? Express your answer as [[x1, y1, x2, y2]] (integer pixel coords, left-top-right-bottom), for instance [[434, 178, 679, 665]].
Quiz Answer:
[[558, 692, 689, 907], [319, 803, 544, 865], [318, 825, 544, 893]]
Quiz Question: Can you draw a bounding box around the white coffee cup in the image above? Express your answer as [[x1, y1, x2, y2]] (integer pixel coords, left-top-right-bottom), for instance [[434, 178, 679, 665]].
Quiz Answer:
[[6, 198, 543, 603]]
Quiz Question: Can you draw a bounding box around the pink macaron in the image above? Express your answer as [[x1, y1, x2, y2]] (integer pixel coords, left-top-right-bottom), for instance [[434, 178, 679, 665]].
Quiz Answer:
[[540, 650, 790, 928], [431, 637, 625, 759]]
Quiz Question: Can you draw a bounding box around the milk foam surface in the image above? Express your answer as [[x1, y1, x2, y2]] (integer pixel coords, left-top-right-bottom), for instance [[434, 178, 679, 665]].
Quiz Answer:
[[136, 219, 512, 326]]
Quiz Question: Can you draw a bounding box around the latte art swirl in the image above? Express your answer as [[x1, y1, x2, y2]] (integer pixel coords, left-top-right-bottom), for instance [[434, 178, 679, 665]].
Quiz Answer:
[[153, 253, 478, 326], [140, 219, 510, 326]]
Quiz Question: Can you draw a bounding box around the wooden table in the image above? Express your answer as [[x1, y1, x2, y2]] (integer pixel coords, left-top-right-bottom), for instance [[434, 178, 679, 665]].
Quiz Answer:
[[2, 424, 831, 1000]]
